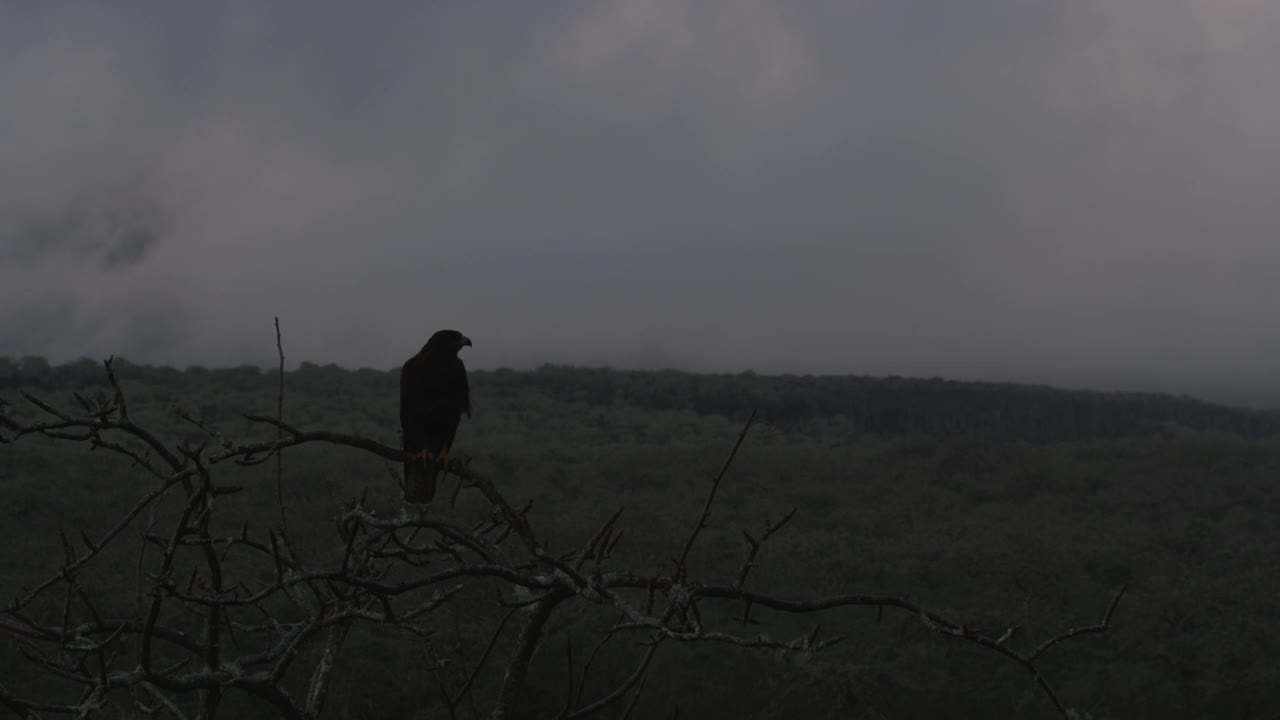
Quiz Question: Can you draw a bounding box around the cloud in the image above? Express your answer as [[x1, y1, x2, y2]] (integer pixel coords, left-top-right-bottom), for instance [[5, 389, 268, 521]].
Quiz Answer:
[[2, 2, 1280, 406], [1, 191, 166, 270]]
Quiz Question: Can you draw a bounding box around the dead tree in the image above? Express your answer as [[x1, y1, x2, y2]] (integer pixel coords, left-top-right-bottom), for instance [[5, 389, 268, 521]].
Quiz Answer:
[[0, 358, 1124, 719]]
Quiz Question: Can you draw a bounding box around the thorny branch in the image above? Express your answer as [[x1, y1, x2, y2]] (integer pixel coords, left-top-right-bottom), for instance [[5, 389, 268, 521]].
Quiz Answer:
[[274, 317, 289, 538], [0, 362, 1124, 720]]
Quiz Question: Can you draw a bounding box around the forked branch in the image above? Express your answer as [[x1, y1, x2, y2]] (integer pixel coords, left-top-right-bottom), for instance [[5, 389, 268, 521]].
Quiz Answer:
[[0, 365, 1123, 720]]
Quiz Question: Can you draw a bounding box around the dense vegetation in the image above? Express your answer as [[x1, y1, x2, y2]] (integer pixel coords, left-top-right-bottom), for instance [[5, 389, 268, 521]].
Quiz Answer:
[[3, 356, 1278, 718], [6, 355, 1280, 442]]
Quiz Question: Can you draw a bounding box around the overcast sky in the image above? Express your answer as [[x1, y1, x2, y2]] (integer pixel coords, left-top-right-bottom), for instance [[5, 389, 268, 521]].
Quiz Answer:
[[2, 2, 1279, 406]]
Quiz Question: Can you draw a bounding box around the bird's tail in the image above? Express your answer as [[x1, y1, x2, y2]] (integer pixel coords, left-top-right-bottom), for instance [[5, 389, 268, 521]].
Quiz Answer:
[[403, 454, 441, 504]]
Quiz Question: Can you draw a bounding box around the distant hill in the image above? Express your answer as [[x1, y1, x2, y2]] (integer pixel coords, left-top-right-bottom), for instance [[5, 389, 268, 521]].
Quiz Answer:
[[3, 355, 1280, 442], [513, 365, 1280, 441]]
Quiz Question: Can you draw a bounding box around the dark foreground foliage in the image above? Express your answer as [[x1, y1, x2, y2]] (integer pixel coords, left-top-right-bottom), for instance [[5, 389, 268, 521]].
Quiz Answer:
[[1, 356, 1277, 718]]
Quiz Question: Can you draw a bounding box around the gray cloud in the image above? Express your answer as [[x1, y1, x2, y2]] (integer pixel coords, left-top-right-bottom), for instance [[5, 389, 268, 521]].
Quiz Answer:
[[2, 1, 1280, 406], [2, 192, 165, 270]]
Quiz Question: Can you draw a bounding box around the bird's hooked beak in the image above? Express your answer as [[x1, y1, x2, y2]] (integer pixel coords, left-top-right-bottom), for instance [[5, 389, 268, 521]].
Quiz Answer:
[[458, 335, 473, 350]]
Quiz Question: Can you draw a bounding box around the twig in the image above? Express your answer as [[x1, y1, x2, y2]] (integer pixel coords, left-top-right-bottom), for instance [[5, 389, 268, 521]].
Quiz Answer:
[[564, 637, 662, 719], [735, 506, 797, 593], [674, 410, 755, 582], [451, 607, 521, 711], [1029, 584, 1127, 661], [274, 317, 288, 537]]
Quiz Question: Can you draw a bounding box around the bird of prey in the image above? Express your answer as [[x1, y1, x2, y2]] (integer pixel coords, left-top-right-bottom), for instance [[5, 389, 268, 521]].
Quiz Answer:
[[400, 329, 471, 503]]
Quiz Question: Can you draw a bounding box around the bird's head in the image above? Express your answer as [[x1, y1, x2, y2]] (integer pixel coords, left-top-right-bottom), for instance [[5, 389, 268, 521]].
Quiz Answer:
[[426, 329, 472, 354]]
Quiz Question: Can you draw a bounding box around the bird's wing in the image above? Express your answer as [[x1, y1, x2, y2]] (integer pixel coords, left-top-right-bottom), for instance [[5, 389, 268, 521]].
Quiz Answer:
[[400, 352, 433, 446], [457, 359, 471, 417]]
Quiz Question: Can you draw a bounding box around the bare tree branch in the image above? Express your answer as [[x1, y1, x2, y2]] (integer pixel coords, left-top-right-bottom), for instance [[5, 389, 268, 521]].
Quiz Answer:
[[1, 366, 1124, 720], [273, 317, 288, 537], [493, 593, 569, 720], [674, 410, 755, 582]]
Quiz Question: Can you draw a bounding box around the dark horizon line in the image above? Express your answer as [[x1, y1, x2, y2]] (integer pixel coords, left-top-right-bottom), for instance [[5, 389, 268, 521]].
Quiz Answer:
[[6, 352, 1278, 416]]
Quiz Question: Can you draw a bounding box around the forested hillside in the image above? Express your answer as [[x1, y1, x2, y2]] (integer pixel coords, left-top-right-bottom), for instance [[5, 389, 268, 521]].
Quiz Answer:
[[3, 357, 1278, 718], [4, 355, 1279, 442]]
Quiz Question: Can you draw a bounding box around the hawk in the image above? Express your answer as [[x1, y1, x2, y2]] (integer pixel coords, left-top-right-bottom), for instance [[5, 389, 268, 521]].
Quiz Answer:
[[400, 329, 471, 502]]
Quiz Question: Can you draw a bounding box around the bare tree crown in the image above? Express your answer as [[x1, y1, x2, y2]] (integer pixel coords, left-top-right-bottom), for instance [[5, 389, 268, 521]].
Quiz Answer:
[[0, 356, 1123, 719]]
